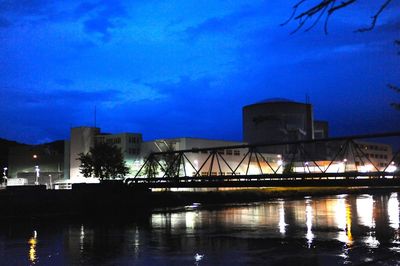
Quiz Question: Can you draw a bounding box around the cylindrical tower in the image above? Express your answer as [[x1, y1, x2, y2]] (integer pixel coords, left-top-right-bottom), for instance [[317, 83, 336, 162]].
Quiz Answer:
[[243, 98, 314, 145]]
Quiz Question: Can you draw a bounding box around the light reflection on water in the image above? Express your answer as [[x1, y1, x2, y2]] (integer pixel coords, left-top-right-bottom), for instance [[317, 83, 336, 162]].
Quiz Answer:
[[305, 200, 314, 247], [28, 230, 37, 264], [1, 192, 400, 265]]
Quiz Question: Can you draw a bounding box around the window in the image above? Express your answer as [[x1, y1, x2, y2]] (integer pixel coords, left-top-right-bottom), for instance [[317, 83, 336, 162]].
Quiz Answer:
[[226, 150, 232, 155], [234, 150, 240, 156], [211, 172, 217, 176], [218, 150, 224, 155], [219, 172, 225, 176], [201, 172, 208, 176]]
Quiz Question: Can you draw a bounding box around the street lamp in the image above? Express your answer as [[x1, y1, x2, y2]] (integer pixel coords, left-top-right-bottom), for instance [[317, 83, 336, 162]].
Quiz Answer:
[[2, 167, 7, 185], [35, 166, 40, 185]]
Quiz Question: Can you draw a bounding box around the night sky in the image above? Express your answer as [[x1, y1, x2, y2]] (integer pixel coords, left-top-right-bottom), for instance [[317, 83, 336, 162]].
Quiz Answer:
[[0, 1, 399, 144]]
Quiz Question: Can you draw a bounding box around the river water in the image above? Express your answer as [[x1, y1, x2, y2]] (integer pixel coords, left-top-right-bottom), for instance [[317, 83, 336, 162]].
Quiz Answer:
[[0, 192, 400, 265]]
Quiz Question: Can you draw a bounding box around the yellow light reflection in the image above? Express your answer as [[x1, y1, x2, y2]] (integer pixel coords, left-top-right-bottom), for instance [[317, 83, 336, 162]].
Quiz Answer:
[[28, 231, 37, 264], [335, 198, 353, 245], [345, 204, 353, 244], [305, 201, 314, 247]]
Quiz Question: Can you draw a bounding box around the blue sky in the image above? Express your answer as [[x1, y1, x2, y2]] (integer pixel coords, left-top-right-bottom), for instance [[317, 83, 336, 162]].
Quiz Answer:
[[0, 0, 399, 144]]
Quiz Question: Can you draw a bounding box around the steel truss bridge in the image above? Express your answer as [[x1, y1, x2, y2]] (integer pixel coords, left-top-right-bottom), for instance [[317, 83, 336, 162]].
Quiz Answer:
[[125, 132, 400, 189]]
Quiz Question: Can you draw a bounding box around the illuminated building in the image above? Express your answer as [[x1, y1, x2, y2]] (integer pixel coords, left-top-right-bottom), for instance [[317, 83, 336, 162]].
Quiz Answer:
[[5, 100, 396, 187], [68, 127, 142, 181]]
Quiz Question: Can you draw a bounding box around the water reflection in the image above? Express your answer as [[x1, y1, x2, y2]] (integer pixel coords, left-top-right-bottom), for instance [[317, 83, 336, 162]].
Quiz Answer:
[[357, 195, 375, 228], [80, 225, 84, 252], [356, 195, 380, 248], [388, 193, 400, 243], [278, 201, 286, 235], [2, 192, 400, 265], [335, 197, 353, 245], [28, 230, 37, 264], [305, 200, 314, 247], [388, 193, 399, 230]]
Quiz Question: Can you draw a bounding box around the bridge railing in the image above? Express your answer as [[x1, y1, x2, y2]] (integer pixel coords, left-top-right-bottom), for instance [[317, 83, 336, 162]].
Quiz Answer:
[[125, 131, 400, 185]]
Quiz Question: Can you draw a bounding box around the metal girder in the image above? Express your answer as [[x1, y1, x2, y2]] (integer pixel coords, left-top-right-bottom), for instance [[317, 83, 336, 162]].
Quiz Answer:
[[126, 131, 400, 187]]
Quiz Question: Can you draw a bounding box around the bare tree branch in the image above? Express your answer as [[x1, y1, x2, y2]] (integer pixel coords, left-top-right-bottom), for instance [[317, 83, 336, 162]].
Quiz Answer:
[[283, 0, 395, 33], [388, 84, 400, 93], [357, 0, 393, 32]]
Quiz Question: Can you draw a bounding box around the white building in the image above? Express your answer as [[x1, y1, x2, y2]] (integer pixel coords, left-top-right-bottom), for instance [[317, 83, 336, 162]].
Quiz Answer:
[[67, 127, 142, 182], [65, 127, 281, 182]]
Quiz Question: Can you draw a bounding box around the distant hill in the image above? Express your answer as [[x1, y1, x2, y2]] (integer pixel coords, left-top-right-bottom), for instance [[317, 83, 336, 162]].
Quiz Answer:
[[0, 138, 26, 170]]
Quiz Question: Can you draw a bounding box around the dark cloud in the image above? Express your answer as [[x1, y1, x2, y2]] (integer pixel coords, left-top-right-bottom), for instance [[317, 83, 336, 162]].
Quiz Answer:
[[0, 86, 123, 143], [0, 86, 121, 105], [0, 0, 128, 41], [184, 7, 263, 41], [0, 0, 51, 16], [80, 1, 127, 42]]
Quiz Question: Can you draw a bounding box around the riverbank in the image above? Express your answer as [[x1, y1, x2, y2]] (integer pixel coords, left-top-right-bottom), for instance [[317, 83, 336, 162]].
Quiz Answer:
[[0, 184, 399, 218]]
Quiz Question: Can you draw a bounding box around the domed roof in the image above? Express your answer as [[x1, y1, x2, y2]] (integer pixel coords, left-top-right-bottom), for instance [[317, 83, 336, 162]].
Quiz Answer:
[[258, 98, 294, 103]]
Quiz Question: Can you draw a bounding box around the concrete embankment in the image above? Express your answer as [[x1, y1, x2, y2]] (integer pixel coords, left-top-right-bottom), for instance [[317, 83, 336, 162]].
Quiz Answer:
[[0, 184, 399, 218]]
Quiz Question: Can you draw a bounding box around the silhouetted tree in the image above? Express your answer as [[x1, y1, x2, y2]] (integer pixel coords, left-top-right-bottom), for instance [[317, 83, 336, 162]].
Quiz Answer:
[[143, 154, 159, 178], [162, 143, 180, 178], [284, 1, 399, 108], [78, 142, 130, 180], [388, 40, 400, 110], [283, 0, 395, 33]]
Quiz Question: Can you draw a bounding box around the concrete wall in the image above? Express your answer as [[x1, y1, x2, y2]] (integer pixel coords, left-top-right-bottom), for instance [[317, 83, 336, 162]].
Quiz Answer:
[[243, 100, 314, 154], [69, 127, 100, 181]]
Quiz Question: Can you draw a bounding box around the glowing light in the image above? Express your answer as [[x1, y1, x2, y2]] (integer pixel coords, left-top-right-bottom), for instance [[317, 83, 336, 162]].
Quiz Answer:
[[195, 253, 204, 262], [364, 234, 380, 248], [335, 198, 353, 245], [356, 195, 374, 228], [278, 201, 287, 235], [360, 164, 373, 173], [305, 201, 314, 248], [134, 226, 140, 255], [388, 193, 399, 230], [185, 211, 196, 230], [277, 160, 283, 166], [28, 231, 38, 264], [80, 225, 85, 252], [386, 163, 397, 173]]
